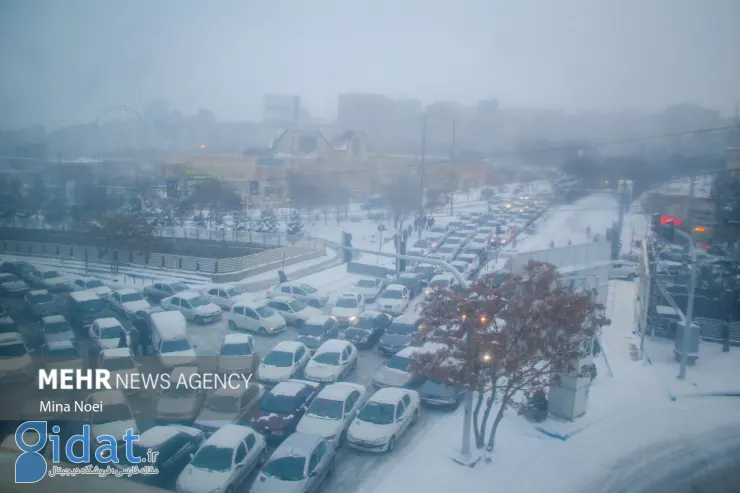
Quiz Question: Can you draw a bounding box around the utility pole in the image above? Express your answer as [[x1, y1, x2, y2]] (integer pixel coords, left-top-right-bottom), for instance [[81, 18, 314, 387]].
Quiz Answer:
[[460, 308, 475, 460], [288, 97, 299, 216], [678, 175, 697, 379], [612, 180, 630, 260], [449, 120, 456, 217], [418, 115, 427, 238]]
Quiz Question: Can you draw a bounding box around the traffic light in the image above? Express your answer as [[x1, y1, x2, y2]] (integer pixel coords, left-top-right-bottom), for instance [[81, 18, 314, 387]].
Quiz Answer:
[[341, 231, 353, 262]]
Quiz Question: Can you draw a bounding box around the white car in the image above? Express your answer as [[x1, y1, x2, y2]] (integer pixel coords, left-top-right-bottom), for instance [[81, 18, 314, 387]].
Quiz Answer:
[[203, 284, 251, 309], [71, 278, 112, 298], [466, 235, 489, 252], [303, 339, 359, 384], [176, 424, 266, 493], [435, 245, 458, 262], [40, 315, 75, 343], [331, 292, 365, 323], [258, 340, 311, 386], [347, 387, 421, 453], [217, 333, 258, 374], [89, 317, 127, 350], [28, 269, 70, 292], [296, 382, 368, 442], [609, 261, 639, 280], [265, 282, 329, 308], [161, 291, 222, 324], [264, 296, 321, 327], [86, 390, 138, 439], [457, 253, 481, 273], [450, 260, 471, 279], [98, 348, 138, 392], [424, 274, 459, 299], [227, 301, 287, 335], [109, 288, 151, 319], [376, 284, 410, 316], [372, 343, 444, 389], [353, 278, 386, 303]]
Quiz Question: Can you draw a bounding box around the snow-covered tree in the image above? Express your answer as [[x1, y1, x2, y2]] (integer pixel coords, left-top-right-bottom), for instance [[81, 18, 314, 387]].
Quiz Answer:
[[256, 208, 278, 233], [416, 261, 609, 461], [285, 209, 303, 236]]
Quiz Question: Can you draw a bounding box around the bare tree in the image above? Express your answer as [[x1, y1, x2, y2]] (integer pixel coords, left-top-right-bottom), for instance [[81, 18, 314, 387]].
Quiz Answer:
[[383, 176, 417, 230]]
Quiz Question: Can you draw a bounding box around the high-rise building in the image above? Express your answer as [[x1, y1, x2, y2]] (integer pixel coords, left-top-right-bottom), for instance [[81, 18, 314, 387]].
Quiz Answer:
[[337, 93, 394, 149]]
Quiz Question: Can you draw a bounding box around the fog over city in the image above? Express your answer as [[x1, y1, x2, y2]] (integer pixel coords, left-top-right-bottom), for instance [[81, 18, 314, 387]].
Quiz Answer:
[[1, 0, 739, 129]]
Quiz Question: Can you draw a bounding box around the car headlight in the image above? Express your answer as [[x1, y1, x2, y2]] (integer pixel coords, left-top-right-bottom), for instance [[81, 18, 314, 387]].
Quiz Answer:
[[349, 316, 357, 322], [269, 327, 275, 332], [425, 289, 431, 295]]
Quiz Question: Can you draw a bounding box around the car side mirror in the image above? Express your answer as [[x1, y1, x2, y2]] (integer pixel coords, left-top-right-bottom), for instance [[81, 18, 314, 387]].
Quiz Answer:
[[309, 470, 318, 477]]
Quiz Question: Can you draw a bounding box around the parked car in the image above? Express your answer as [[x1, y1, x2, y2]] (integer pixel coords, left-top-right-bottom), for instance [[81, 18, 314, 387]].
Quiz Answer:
[[24, 289, 57, 319], [193, 380, 261, 433], [143, 280, 191, 302], [40, 314, 74, 343], [161, 291, 222, 324], [67, 290, 117, 331], [264, 296, 321, 327], [248, 379, 320, 442], [331, 292, 365, 323], [450, 260, 471, 279], [265, 282, 329, 308], [86, 390, 138, 439], [435, 245, 458, 262], [372, 343, 443, 389], [71, 278, 112, 298], [295, 315, 341, 353], [296, 382, 368, 442], [216, 333, 259, 374], [407, 238, 434, 257], [0, 273, 29, 296], [108, 288, 152, 319], [352, 278, 387, 303], [346, 387, 421, 453], [227, 301, 287, 335], [609, 261, 639, 280], [0, 315, 19, 335], [39, 340, 84, 372], [341, 310, 391, 348], [258, 341, 311, 386], [418, 379, 465, 409], [457, 253, 481, 274], [114, 425, 205, 486], [303, 339, 358, 384], [252, 433, 337, 493], [376, 284, 410, 316], [202, 284, 251, 309], [424, 274, 459, 299], [465, 235, 489, 253], [176, 424, 266, 493], [0, 333, 35, 382], [155, 366, 206, 423], [89, 317, 127, 350], [377, 313, 428, 355], [25, 269, 70, 292], [411, 263, 442, 284], [98, 347, 138, 394], [394, 272, 423, 298], [0, 260, 36, 278]]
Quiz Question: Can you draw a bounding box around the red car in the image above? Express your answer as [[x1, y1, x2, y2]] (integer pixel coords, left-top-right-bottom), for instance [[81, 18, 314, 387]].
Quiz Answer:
[[248, 379, 320, 442]]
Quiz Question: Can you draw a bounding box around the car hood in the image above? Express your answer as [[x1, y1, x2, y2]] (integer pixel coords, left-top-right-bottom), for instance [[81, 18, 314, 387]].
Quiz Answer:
[[250, 411, 296, 431], [261, 314, 287, 329], [156, 395, 199, 416], [122, 299, 150, 312], [296, 415, 343, 439], [299, 306, 322, 318], [331, 307, 360, 318], [195, 304, 221, 316], [258, 364, 293, 382], [252, 474, 308, 493], [0, 355, 32, 373], [378, 298, 403, 307], [304, 361, 341, 381], [218, 354, 256, 372], [373, 366, 412, 387], [178, 464, 231, 493], [92, 420, 137, 440], [99, 337, 122, 350], [380, 333, 412, 348], [296, 335, 322, 348], [91, 286, 112, 296], [44, 330, 75, 343], [348, 419, 393, 442], [2, 280, 27, 290], [194, 409, 237, 430], [160, 350, 197, 367]]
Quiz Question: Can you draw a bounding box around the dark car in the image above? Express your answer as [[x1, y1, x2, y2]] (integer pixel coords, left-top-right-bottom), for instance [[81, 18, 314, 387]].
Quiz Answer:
[[418, 379, 465, 409], [0, 315, 19, 334], [412, 263, 441, 284], [0, 260, 36, 278], [342, 310, 391, 349], [295, 315, 340, 353], [249, 379, 319, 443], [377, 314, 427, 355], [24, 289, 58, 319], [66, 290, 118, 333], [0, 273, 30, 296], [113, 425, 206, 486], [394, 272, 424, 298]]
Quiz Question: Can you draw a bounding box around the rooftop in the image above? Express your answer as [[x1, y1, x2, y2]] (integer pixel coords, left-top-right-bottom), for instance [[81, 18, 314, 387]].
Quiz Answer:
[[270, 340, 306, 353], [70, 290, 99, 302], [223, 333, 254, 345], [369, 387, 414, 405], [316, 382, 365, 402], [270, 380, 313, 397], [314, 339, 351, 355], [41, 315, 66, 324]]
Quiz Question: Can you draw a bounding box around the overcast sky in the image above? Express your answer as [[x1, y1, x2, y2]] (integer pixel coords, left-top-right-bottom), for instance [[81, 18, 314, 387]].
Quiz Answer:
[[1, 0, 739, 129]]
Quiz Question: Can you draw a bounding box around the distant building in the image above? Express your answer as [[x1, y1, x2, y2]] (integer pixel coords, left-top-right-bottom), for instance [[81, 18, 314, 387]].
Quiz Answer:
[[337, 93, 394, 150], [264, 94, 301, 126]]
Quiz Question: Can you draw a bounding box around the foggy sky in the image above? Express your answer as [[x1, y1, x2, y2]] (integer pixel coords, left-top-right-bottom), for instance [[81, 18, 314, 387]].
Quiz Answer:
[[1, 0, 739, 130]]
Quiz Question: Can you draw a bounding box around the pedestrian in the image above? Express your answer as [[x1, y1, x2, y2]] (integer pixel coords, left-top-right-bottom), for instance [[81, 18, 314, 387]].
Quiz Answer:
[[128, 324, 140, 356], [568, 239, 572, 246], [549, 240, 555, 248], [133, 312, 151, 356], [407, 224, 413, 237], [118, 329, 128, 348], [429, 217, 435, 228]]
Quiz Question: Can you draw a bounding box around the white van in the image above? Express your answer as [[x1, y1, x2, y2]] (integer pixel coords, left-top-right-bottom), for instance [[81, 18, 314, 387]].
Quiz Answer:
[[149, 311, 197, 368]]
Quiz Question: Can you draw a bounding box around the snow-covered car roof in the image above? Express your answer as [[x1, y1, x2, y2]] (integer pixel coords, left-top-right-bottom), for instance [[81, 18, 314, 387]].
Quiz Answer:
[[270, 380, 318, 397], [100, 348, 132, 359], [269, 295, 297, 303], [70, 290, 100, 302], [149, 311, 187, 335], [136, 425, 202, 448], [459, 253, 478, 259], [0, 333, 23, 344], [450, 261, 467, 267], [46, 340, 76, 351], [28, 289, 50, 296], [369, 387, 416, 405], [231, 300, 263, 310], [41, 315, 66, 324], [383, 284, 406, 292], [398, 272, 420, 279], [315, 382, 365, 401], [223, 333, 254, 345], [339, 292, 361, 299], [115, 288, 139, 295], [395, 342, 445, 359], [314, 339, 351, 355], [94, 317, 123, 329], [267, 341, 306, 356], [176, 290, 203, 300], [203, 424, 254, 449], [269, 432, 322, 460]]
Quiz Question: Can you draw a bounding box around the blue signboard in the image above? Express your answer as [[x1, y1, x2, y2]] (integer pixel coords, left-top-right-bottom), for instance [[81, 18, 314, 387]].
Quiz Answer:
[[258, 157, 285, 166]]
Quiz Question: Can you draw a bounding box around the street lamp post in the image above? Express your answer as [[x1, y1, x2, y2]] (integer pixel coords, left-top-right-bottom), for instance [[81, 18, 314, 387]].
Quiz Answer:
[[418, 115, 427, 238]]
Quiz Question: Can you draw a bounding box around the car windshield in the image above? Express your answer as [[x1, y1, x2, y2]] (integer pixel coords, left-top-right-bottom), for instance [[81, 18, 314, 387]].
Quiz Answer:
[[0, 343, 27, 357], [430, 279, 450, 288], [387, 323, 415, 335], [188, 296, 210, 307], [263, 350, 293, 367], [205, 394, 239, 413], [92, 403, 132, 425], [381, 290, 402, 300], [99, 326, 122, 339], [263, 456, 306, 481], [255, 306, 275, 317], [220, 342, 252, 356], [102, 356, 134, 372], [161, 339, 192, 353], [42, 271, 61, 279], [289, 300, 306, 312], [120, 292, 144, 303], [191, 446, 233, 472], [299, 324, 326, 336], [422, 380, 457, 397], [225, 287, 245, 297], [47, 346, 78, 359], [260, 393, 301, 414], [336, 298, 358, 308], [78, 298, 107, 312], [357, 279, 376, 288], [43, 320, 70, 334], [29, 292, 53, 304], [299, 284, 317, 294], [357, 401, 395, 425], [170, 282, 189, 292], [313, 352, 340, 365], [413, 240, 430, 248], [354, 318, 376, 329], [307, 397, 343, 419], [386, 356, 413, 371], [85, 280, 104, 288]]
